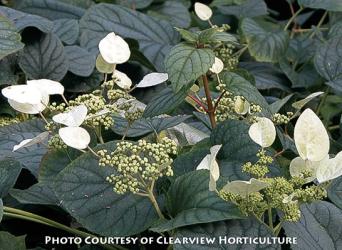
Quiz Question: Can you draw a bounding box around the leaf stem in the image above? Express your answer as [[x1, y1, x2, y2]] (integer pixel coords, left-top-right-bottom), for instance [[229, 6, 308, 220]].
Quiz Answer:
[[309, 11, 328, 39], [267, 207, 274, 229], [202, 74, 216, 128], [3, 207, 125, 250], [147, 180, 165, 219], [187, 94, 208, 112], [284, 6, 304, 31], [316, 87, 330, 115]]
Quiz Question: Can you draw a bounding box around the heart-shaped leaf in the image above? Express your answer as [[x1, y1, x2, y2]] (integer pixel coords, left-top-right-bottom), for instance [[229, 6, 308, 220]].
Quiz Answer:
[[64, 46, 95, 77], [165, 43, 215, 92], [52, 18, 79, 45], [0, 158, 21, 198]]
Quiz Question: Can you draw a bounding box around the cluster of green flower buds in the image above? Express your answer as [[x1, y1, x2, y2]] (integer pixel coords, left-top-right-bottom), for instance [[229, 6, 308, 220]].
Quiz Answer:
[[98, 137, 178, 195], [0, 116, 20, 127], [48, 134, 67, 150], [242, 149, 273, 178], [272, 112, 293, 125], [220, 151, 327, 222], [214, 43, 238, 70], [210, 83, 262, 122]]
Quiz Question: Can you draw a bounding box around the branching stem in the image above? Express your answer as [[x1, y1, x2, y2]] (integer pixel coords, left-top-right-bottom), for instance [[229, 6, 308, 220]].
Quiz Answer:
[[202, 74, 216, 128]]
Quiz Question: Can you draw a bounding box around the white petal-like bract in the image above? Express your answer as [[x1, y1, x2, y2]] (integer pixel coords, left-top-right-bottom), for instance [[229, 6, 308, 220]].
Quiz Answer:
[[136, 73, 168, 88], [59, 127, 90, 150], [99, 32, 131, 64], [113, 70, 132, 89], [294, 108, 329, 161], [2, 85, 42, 104], [234, 96, 249, 115], [53, 105, 88, 127], [316, 152, 342, 183], [210, 57, 224, 74], [194, 2, 213, 21], [222, 178, 269, 197], [289, 156, 328, 183], [27, 79, 64, 95], [248, 117, 276, 148], [8, 92, 49, 114], [96, 54, 115, 74], [292, 92, 324, 110], [196, 145, 222, 191], [13, 131, 49, 152]]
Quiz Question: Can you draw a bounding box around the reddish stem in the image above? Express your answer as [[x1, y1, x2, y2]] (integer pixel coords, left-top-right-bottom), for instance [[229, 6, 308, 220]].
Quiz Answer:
[[187, 94, 208, 112], [202, 74, 216, 128]]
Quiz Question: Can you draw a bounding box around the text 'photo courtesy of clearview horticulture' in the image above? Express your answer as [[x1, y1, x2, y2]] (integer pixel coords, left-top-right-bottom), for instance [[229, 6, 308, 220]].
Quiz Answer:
[[0, 0, 341, 249]]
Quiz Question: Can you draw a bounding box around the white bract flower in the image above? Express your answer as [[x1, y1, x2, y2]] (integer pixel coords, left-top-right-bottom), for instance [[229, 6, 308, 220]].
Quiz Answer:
[[289, 156, 329, 183], [113, 70, 132, 89], [221, 178, 269, 197], [58, 127, 90, 150], [136, 73, 168, 88], [27, 79, 64, 95], [194, 2, 212, 21], [248, 117, 276, 148], [7, 91, 49, 114], [234, 96, 249, 115], [12, 131, 49, 152], [294, 108, 329, 161], [2, 85, 43, 104], [290, 108, 342, 183], [316, 152, 342, 183], [210, 57, 224, 74], [53, 105, 88, 127], [99, 32, 131, 64], [196, 145, 222, 191]]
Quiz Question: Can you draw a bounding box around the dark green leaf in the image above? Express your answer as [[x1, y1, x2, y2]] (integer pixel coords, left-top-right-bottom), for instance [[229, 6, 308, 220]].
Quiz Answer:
[[149, 1, 190, 29], [329, 22, 342, 39], [16, 0, 85, 20], [0, 6, 53, 33], [116, 0, 153, 9], [39, 148, 80, 182], [328, 176, 342, 209], [54, 141, 158, 236], [174, 218, 280, 250], [0, 15, 24, 60], [222, 72, 271, 116], [172, 147, 209, 176], [0, 231, 26, 250], [111, 115, 191, 137], [269, 94, 294, 114], [19, 33, 68, 81], [298, 0, 342, 11], [175, 28, 199, 43], [52, 18, 79, 45], [143, 87, 188, 117], [10, 182, 58, 205], [287, 36, 316, 64], [218, 0, 268, 18], [240, 62, 291, 91], [314, 37, 342, 91], [241, 18, 289, 63], [0, 56, 18, 86], [279, 59, 321, 89], [62, 71, 103, 93], [0, 199, 2, 222], [0, 119, 46, 177], [64, 45, 95, 77], [165, 43, 215, 92], [283, 201, 342, 249], [0, 158, 21, 198], [151, 170, 242, 232], [80, 4, 179, 71]]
